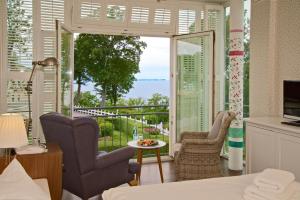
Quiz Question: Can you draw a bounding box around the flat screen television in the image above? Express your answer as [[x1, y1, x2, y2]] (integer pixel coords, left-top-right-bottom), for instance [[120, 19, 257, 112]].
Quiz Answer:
[[282, 80, 300, 126]]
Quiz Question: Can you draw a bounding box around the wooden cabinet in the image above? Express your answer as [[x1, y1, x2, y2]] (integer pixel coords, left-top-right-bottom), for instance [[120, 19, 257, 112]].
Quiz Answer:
[[278, 134, 300, 179], [0, 143, 62, 200], [246, 117, 300, 181]]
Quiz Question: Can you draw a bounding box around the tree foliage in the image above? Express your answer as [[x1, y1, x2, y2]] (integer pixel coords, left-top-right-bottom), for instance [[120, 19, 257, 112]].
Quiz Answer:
[[74, 34, 147, 106], [74, 35, 92, 105], [74, 91, 100, 107], [61, 33, 72, 115], [147, 93, 169, 106], [127, 97, 145, 106]]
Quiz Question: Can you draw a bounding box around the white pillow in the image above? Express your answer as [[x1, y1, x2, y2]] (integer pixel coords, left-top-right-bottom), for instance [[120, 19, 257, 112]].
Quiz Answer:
[[0, 158, 50, 200], [208, 112, 225, 139]]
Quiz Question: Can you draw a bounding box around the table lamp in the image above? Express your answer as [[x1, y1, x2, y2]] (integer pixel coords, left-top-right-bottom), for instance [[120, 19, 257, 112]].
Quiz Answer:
[[0, 113, 28, 163]]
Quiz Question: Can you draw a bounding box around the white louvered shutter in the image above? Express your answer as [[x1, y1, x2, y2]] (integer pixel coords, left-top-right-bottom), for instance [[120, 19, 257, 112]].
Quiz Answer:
[[80, 1, 101, 21], [0, 1, 5, 113], [40, 34, 57, 115], [175, 33, 213, 140], [106, 4, 126, 22], [207, 7, 224, 116], [40, 0, 64, 115], [6, 0, 32, 114], [154, 8, 171, 25], [178, 9, 196, 34], [37, 0, 65, 141], [131, 7, 149, 24], [41, 0, 64, 31], [72, 0, 176, 35], [7, 0, 33, 73]]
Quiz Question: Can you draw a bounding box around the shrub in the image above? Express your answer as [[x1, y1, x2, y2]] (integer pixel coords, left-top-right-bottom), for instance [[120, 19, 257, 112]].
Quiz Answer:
[[145, 114, 169, 124], [99, 122, 113, 137], [144, 127, 160, 135], [109, 118, 135, 135]]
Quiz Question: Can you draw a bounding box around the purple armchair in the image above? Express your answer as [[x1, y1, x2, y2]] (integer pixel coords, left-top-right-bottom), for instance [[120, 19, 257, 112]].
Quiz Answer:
[[40, 113, 139, 200]]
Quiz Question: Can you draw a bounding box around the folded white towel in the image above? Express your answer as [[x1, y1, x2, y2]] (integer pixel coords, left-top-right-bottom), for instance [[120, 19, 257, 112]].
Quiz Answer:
[[243, 182, 299, 200], [254, 169, 295, 193]]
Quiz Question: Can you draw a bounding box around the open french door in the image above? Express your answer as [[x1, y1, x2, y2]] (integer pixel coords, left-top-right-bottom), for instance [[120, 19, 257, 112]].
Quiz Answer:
[[55, 20, 74, 117], [170, 31, 215, 155]]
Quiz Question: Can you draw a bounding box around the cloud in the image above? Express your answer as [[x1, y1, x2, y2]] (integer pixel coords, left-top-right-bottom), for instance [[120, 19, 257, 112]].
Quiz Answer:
[[136, 37, 170, 80]]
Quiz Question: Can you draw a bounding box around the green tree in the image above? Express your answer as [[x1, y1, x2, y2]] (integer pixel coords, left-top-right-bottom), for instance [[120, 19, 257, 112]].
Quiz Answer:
[[74, 91, 99, 107], [115, 98, 128, 106], [74, 34, 91, 105], [74, 34, 146, 106], [61, 32, 72, 115], [127, 97, 145, 106], [147, 93, 169, 106], [145, 93, 169, 124], [243, 11, 250, 117]]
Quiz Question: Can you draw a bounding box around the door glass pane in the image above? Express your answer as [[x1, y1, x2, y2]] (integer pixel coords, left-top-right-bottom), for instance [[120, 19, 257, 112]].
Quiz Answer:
[[61, 28, 72, 116], [176, 35, 211, 141]]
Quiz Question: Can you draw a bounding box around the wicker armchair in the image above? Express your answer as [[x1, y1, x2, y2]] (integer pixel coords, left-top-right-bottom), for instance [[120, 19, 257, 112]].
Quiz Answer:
[[175, 111, 236, 181]]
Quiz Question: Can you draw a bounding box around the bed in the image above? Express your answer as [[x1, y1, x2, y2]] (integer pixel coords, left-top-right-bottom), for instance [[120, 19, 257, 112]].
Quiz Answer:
[[34, 179, 51, 199], [0, 158, 51, 200], [102, 174, 300, 200]]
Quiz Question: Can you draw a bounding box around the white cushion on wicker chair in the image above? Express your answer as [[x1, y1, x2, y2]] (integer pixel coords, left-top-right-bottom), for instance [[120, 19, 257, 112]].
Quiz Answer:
[[208, 112, 225, 139]]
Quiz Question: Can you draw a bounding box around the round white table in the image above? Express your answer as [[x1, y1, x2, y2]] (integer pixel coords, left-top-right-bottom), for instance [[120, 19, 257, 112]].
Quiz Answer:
[[128, 140, 166, 184]]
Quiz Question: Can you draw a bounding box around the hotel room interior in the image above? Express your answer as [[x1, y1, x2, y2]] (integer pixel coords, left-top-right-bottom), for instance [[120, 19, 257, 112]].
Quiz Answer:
[[0, 0, 300, 200]]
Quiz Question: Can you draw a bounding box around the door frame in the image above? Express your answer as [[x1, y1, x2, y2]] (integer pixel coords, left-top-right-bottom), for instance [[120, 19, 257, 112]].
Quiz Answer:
[[169, 31, 215, 156], [56, 20, 74, 117]]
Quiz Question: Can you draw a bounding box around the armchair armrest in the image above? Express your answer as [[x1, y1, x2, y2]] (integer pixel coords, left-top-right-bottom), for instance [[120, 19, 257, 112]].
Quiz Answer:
[[180, 132, 209, 142], [95, 147, 134, 169]]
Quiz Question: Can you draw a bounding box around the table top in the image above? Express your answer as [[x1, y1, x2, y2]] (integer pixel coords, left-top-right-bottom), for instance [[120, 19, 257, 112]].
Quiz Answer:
[[245, 117, 300, 135], [127, 140, 166, 149]]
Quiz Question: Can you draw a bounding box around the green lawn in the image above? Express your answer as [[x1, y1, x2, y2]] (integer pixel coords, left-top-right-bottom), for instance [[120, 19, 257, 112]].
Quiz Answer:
[[97, 118, 169, 157]]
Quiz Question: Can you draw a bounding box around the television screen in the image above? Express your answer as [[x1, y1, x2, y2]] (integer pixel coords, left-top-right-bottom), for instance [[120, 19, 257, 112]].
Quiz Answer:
[[283, 80, 300, 120]]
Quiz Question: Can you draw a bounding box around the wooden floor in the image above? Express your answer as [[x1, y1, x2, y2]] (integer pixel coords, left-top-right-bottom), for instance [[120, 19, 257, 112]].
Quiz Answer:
[[139, 158, 244, 185]]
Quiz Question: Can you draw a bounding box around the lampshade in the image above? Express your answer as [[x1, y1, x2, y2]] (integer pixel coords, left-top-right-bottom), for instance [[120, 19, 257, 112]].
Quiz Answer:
[[0, 113, 28, 148]]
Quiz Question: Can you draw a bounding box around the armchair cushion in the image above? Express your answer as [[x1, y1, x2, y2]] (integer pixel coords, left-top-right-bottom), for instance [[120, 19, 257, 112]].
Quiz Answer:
[[96, 147, 135, 170], [207, 112, 225, 139]]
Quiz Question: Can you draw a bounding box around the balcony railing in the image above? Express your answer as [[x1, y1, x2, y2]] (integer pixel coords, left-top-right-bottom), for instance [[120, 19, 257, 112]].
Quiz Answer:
[[73, 105, 169, 157]]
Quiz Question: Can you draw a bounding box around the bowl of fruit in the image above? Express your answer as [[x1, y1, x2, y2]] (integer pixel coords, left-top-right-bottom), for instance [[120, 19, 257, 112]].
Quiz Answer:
[[137, 139, 158, 147]]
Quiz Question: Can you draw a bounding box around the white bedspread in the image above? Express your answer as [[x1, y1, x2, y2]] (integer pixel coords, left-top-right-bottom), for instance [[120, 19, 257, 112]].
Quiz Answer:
[[103, 174, 256, 200], [102, 174, 300, 200], [34, 179, 51, 199]]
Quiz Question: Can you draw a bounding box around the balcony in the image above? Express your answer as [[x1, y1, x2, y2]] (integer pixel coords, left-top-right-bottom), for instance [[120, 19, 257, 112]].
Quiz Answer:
[[73, 105, 169, 157]]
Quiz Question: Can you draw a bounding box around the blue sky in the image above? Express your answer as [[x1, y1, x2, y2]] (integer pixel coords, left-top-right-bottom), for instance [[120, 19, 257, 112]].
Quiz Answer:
[[136, 37, 170, 80]]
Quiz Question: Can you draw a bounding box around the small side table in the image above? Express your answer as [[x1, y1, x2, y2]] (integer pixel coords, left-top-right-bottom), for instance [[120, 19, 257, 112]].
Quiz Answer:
[[128, 140, 166, 184], [0, 143, 62, 200]]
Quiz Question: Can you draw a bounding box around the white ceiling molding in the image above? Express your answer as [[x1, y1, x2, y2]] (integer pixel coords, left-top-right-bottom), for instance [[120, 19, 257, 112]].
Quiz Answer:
[[71, 0, 224, 36]]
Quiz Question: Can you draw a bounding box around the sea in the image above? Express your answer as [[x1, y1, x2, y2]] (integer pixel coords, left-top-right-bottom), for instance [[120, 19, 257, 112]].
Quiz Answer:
[[77, 79, 170, 100]]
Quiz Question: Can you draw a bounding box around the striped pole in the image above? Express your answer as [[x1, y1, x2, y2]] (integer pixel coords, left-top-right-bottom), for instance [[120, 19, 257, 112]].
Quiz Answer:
[[229, 0, 244, 171]]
